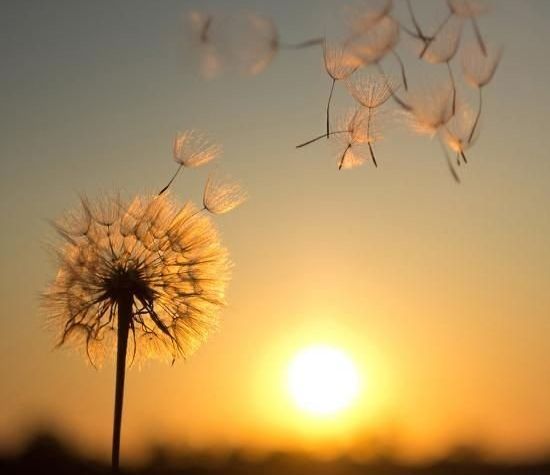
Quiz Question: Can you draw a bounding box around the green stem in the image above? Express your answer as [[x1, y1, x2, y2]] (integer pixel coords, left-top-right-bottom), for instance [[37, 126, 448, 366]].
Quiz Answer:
[[112, 294, 132, 473]]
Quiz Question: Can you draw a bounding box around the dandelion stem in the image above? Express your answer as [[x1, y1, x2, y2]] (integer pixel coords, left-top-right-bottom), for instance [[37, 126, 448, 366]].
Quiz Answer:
[[159, 164, 183, 195], [326, 78, 336, 138], [296, 130, 347, 148], [392, 50, 409, 91], [368, 142, 378, 167], [471, 17, 487, 57], [377, 63, 412, 111], [279, 37, 324, 49], [419, 12, 452, 59], [438, 135, 461, 184], [338, 144, 352, 170], [112, 294, 132, 473], [446, 61, 456, 115], [468, 87, 483, 144]]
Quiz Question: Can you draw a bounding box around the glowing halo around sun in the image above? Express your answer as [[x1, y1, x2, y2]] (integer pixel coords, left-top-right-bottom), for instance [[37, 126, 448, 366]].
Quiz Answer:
[[287, 344, 361, 416]]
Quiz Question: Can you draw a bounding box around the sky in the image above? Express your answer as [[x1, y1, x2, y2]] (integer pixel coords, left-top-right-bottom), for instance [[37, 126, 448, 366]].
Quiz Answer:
[[1, 0, 550, 465]]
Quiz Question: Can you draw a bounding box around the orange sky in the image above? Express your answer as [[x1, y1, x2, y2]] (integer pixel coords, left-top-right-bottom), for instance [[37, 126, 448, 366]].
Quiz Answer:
[[0, 0, 549, 464]]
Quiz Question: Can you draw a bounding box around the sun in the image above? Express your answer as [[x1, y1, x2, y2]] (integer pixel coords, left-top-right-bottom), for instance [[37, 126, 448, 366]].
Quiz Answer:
[[287, 344, 361, 416]]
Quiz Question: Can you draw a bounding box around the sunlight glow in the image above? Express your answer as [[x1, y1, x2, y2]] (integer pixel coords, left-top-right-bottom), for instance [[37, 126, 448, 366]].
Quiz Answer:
[[287, 345, 360, 416]]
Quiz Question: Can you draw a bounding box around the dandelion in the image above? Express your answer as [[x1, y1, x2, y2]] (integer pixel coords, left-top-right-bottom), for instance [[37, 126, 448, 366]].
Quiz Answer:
[[231, 12, 280, 76], [400, 0, 433, 46], [42, 193, 230, 471], [348, 15, 400, 67], [403, 83, 454, 137], [461, 42, 501, 142], [439, 101, 479, 165], [447, 0, 489, 56], [345, 0, 394, 37], [334, 108, 378, 169], [185, 9, 323, 77], [346, 72, 394, 109], [159, 130, 221, 195], [186, 10, 224, 79], [419, 15, 464, 114], [323, 40, 362, 138], [346, 15, 406, 91], [297, 108, 378, 169], [203, 173, 248, 215]]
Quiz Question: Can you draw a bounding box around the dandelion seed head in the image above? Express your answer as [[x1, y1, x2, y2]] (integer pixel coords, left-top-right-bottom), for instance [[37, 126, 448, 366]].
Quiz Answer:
[[185, 10, 225, 79], [323, 41, 362, 81], [348, 15, 399, 66], [203, 174, 248, 215], [172, 130, 221, 168], [43, 193, 230, 366], [345, 0, 394, 36], [346, 72, 394, 109], [237, 12, 279, 76], [461, 42, 502, 88], [332, 108, 381, 169], [419, 15, 464, 64], [405, 84, 454, 136], [440, 101, 478, 153]]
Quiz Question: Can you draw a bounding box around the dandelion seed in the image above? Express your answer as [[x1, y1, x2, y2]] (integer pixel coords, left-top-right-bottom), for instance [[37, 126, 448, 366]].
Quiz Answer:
[[419, 15, 464, 114], [347, 15, 400, 66], [420, 15, 463, 64], [440, 101, 479, 165], [447, 0, 489, 56], [461, 42, 501, 142], [203, 173, 248, 215], [404, 83, 454, 136], [334, 108, 380, 169], [233, 12, 280, 76], [323, 40, 362, 138], [234, 13, 322, 75], [159, 130, 221, 195], [345, 0, 394, 37], [402, 0, 432, 44], [43, 193, 230, 471], [462, 42, 501, 88], [347, 16, 405, 89], [346, 72, 394, 109], [185, 10, 224, 79], [188, 10, 214, 44]]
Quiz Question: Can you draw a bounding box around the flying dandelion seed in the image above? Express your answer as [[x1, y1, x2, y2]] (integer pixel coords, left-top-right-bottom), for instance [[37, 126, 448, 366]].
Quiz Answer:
[[43, 193, 230, 471], [203, 173, 248, 215], [159, 130, 222, 195], [418, 15, 464, 114], [440, 100, 479, 165], [323, 40, 362, 139], [333, 108, 378, 170], [185, 9, 323, 78], [461, 42, 501, 142], [345, 0, 394, 38], [230, 12, 280, 76], [185, 10, 225, 79], [403, 83, 455, 137], [346, 71, 394, 109], [345, 15, 407, 91], [296, 107, 376, 169], [447, 0, 489, 56], [401, 0, 433, 45]]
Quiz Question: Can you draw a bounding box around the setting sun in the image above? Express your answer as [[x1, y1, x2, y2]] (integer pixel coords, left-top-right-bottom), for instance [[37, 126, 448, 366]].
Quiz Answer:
[[287, 345, 361, 416]]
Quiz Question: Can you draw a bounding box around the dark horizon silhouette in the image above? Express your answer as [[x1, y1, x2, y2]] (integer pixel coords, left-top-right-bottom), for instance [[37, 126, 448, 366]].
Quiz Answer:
[[2, 430, 550, 475]]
